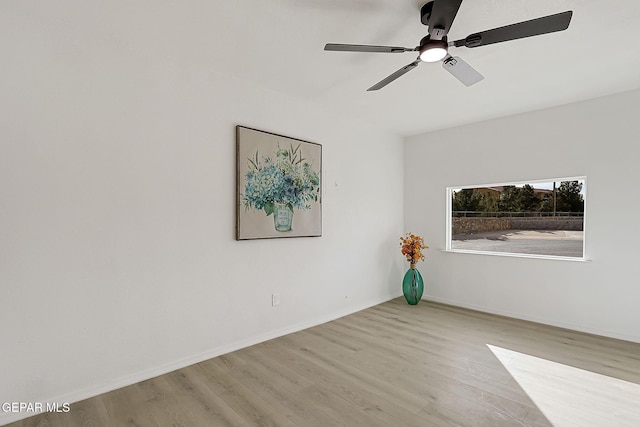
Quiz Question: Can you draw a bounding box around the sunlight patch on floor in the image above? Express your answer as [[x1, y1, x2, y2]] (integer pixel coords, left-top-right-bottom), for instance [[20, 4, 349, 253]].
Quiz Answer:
[[487, 344, 640, 427]]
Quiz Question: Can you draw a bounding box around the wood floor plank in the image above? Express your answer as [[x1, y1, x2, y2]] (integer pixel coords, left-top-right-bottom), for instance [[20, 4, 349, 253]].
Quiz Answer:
[[243, 340, 427, 425], [164, 367, 246, 426], [100, 381, 155, 427], [134, 376, 197, 426], [62, 397, 111, 427], [17, 412, 65, 427], [217, 352, 339, 426], [196, 358, 297, 427], [6, 298, 640, 427]]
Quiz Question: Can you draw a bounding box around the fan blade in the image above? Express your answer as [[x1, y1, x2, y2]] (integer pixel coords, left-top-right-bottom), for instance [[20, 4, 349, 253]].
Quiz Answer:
[[442, 55, 483, 86], [324, 43, 415, 53], [428, 0, 463, 39], [367, 61, 420, 91], [453, 11, 572, 48]]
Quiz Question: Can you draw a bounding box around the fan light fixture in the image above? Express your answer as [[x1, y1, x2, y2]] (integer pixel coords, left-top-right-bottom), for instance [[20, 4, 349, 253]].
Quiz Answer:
[[419, 39, 448, 62]]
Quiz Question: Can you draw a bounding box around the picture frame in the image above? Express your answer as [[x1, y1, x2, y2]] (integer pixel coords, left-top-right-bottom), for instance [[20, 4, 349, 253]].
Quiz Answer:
[[236, 126, 322, 240]]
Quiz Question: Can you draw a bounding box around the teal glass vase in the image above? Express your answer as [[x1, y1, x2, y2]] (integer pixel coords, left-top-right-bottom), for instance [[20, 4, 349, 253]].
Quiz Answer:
[[402, 264, 424, 305]]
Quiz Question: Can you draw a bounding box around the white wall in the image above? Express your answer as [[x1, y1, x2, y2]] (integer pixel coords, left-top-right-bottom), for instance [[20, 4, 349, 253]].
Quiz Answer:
[[405, 89, 640, 344], [0, 9, 404, 425]]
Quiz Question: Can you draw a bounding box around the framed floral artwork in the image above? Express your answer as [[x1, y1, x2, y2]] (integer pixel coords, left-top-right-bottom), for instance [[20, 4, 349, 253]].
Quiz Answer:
[[236, 126, 322, 240]]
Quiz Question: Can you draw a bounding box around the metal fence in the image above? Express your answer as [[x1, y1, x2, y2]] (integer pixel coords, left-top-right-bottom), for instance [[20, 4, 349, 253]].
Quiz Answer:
[[452, 211, 585, 218]]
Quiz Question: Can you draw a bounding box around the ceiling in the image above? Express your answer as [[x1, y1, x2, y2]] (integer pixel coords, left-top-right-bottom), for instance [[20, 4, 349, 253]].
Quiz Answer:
[[4, 0, 640, 136]]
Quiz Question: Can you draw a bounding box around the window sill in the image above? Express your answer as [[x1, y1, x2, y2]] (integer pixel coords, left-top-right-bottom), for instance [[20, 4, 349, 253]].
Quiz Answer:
[[442, 249, 590, 262]]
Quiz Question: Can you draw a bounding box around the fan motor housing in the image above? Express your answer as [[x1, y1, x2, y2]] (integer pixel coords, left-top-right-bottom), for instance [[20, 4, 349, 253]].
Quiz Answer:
[[419, 35, 448, 50]]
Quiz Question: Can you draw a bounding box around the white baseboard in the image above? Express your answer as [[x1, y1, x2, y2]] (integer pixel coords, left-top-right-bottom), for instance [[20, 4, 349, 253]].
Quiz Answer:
[[425, 295, 640, 344], [0, 294, 397, 426]]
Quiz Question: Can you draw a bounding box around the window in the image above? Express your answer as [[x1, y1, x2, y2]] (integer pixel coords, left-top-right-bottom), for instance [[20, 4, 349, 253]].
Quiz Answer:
[[446, 178, 586, 260]]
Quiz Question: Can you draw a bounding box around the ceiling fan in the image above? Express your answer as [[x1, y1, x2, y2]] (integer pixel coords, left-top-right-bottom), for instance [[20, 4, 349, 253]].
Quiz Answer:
[[324, 0, 572, 90]]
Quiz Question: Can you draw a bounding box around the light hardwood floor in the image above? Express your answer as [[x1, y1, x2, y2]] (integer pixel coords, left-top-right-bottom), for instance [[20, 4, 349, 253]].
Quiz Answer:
[[8, 299, 640, 426]]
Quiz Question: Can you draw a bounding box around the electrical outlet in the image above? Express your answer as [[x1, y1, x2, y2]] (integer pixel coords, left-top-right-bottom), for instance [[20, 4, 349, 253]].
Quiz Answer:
[[272, 293, 280, 306]]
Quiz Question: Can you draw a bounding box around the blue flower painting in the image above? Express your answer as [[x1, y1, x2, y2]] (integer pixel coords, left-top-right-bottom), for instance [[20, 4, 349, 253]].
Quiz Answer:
[[236, 126, 322, 240], [243, 144, 320, 215]]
